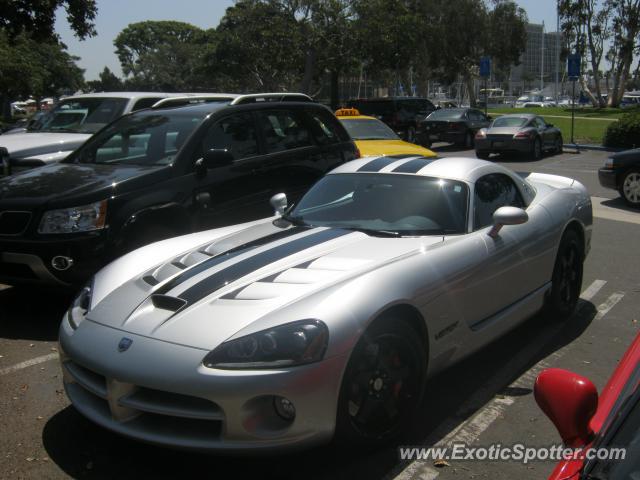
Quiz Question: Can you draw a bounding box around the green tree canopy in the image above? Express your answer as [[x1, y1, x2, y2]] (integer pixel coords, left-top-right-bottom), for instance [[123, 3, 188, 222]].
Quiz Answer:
[[86, 67, 125, 92], [0, 0, 97, 40]]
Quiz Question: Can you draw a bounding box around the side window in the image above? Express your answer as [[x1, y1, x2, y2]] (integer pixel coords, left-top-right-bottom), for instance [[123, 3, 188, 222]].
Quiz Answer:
[[469, 110, 484, 121], [258, 110, 313, 153], [131, 97, 163, 111], [307, 109, 343, 145], [534, 117, 546, 129], [201, 113, 258, 161], [474, 173, 525, 230]]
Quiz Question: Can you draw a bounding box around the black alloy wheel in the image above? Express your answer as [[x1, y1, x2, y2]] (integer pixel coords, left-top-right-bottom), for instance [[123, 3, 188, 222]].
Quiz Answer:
[[545, 229, 584, 321]]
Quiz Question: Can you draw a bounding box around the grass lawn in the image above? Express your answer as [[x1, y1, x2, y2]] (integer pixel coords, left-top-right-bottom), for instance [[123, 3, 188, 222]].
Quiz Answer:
[[485, 107, 627, 144]]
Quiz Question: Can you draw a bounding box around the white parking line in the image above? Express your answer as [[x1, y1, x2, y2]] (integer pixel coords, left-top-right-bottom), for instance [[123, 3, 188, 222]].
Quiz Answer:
[[394, 279, 608, 480], [0, 352, 59, 377], [591, 197, 640, 225], [595, 292, 625, 320]]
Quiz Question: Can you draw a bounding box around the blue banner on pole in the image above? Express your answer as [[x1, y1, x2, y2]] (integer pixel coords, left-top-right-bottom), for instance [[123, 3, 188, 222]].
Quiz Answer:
[[567, 54, 580, 81], [479, 56, 491, 78]]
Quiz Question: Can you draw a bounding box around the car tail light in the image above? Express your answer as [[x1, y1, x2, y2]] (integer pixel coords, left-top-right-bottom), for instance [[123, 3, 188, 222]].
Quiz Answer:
[[475, 129, 487, 139], [514, 130, 534, 139]]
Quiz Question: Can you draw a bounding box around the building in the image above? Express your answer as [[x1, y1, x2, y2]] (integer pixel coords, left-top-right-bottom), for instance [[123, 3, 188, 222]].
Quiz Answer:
[[509, 23, 562, 93]]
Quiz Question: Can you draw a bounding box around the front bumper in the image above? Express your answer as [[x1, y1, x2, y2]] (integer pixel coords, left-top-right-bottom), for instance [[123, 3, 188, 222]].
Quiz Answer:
[[0, 231, 109, 286], [598, 167, 618, 190], [59, 317, 349, 452]]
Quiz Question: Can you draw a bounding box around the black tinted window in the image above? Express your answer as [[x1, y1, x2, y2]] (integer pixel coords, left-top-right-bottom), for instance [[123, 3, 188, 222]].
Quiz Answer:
[[132, 97, 163, 111], [202, 113, 258, 160], [474, 174, 524, 229], [258, 110, 313, 152], [308, 109, 343, 145]]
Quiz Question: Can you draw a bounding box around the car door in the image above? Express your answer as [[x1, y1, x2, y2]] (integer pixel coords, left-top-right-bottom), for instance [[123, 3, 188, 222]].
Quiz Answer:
[[254, 108, 325, 206], [191, 111, 269, 227], [467, 173, 547, 327], [305, 107, 355, 171], [534, 116, 554, 149]]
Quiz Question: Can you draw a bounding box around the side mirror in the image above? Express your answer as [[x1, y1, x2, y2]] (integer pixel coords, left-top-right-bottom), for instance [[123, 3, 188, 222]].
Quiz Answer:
[[201, 148, 234, 169], [270, 193, 288, 216], [534, 368, 598, 447], [488, 206, 528, 238]]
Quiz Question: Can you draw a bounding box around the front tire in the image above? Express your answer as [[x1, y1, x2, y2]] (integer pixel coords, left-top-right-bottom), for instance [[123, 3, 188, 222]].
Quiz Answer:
[[619, 169, 640, 207], [545, 229, 584, 321], [334, 318, 426, 447], [554, 135, 564, 154]]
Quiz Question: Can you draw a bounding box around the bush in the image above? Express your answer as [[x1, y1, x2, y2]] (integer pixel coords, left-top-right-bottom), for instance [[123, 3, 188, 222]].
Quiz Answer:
[[604, 110, 640, 148]]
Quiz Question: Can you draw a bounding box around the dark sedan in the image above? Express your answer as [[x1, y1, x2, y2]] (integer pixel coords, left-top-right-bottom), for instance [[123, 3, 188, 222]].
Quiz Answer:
[[418, 108, 491, 148], [598, 148, 640, 207], [474, 114, 563, 160]]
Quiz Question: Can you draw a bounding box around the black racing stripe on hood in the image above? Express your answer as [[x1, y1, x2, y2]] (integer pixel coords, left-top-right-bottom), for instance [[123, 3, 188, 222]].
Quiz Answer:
[[357, 156, 399, 172], [177, 228, 353, 305], [392, 157, 436, 173], [155, 226, 311, 295]]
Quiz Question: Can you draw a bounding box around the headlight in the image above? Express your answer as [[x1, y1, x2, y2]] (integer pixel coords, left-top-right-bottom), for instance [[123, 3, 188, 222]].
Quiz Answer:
[[67, 282, 93, 330], [604, 157, 615, 169], [39, 200, 107, 234], [203, 320, 329, 369]]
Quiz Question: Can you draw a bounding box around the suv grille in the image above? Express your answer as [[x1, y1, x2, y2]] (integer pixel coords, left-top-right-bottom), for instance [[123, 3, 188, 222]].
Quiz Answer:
[[0, 211, 31, 235]]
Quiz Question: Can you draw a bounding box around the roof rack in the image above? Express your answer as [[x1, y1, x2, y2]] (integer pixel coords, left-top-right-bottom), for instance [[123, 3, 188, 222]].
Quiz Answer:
[[152, 95, 237, 109], [229, 93, 313, 105]]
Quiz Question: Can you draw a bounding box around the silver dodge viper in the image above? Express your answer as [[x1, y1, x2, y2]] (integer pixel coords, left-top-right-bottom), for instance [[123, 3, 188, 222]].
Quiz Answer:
[[59, 155, 592, 452]]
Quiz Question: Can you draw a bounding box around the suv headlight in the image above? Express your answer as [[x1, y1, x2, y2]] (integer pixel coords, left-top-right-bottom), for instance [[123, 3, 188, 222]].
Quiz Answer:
[[39, 200, 107, 234], [203, 320, 329, 369], [67, 282, 93, 330], [603, 157, 615, 169]]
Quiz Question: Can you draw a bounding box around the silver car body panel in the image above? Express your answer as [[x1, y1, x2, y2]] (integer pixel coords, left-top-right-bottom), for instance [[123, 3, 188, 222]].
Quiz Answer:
[[60, 156, 592, 451]]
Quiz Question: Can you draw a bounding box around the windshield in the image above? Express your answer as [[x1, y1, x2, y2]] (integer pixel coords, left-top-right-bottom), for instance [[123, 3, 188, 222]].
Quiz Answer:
[[340, 118, 399, 140], [288, 173, 469, 235], [427, 109, 465, 120], [492, 117, 528, 128], [66, 110, 206, 166], [29, 97, 129, 134]]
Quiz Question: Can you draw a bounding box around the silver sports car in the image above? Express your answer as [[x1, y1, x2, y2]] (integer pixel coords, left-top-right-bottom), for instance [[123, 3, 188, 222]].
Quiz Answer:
[[474, 114, 564, 160], [59, 156, 592, 452]]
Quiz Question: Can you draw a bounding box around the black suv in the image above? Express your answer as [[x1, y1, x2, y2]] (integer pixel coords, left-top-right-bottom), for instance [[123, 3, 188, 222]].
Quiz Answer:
[[0, 95, 358, 287], [346, 97, 436, 143]]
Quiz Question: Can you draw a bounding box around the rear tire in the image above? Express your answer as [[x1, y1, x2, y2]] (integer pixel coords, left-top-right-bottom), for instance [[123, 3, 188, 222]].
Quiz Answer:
[[619, 169, 640, 208], [463, 131, 474, 149], [544, 229, 584, 321], [334, 318, 426, 448], [555, 135, 564, 154]]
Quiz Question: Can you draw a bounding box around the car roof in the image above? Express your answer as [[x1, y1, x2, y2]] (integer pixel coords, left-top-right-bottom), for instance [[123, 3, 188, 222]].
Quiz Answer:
[[337, 114, 378, 120], [329, 156, 518, 183], [496, 113, 536, 119], [61, 92, 189, 100], [135, 99, 322, 117]]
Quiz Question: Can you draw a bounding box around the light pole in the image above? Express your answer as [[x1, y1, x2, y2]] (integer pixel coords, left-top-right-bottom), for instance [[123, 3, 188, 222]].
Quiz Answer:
[[555, 0, 560, 102]]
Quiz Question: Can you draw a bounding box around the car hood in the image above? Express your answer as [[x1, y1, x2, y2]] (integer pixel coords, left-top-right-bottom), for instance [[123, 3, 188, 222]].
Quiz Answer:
[[86, 222, 444, 350], [0, 131, 91, 159], [356, 140, 436, 158], [0, 162, 167, 205]]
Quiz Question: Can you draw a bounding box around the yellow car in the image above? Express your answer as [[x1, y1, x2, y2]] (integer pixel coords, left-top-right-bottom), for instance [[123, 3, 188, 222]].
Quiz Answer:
[[335, 108, 436, 157]]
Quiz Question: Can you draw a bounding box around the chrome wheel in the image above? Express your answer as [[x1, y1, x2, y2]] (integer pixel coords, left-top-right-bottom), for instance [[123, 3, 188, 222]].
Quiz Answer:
[[622, 171, 640, 206]]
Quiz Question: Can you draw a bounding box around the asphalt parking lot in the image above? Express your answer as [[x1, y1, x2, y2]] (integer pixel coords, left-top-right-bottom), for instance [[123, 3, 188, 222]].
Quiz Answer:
[[1, 146, 638, 480]]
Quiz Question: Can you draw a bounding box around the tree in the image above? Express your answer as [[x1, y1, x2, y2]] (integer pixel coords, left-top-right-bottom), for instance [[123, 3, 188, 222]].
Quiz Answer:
[[0, 0, 97, 40], [606, 0, 640, 106], [86, 67, 124, 92], [114, 21, 215, 91], [214, 1, 306, 91], [0, 31, 85, 120]]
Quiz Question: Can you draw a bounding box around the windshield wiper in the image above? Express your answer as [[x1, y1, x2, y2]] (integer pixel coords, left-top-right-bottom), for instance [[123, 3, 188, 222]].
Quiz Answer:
[[340, 226, 402, 237]]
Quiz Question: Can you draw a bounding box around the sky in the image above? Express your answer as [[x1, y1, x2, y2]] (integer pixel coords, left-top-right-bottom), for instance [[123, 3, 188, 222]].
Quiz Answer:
[[55, 0, 562, 81]]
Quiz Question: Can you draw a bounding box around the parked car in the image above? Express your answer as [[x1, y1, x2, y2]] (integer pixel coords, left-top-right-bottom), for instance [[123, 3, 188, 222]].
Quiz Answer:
[[535, 330, 640, 480], [475, 114, 563, 160], [515, 96, 531, 108], [346, 97, 437, 143], [598, 148, 640, 207], [59, 156, 591, 452], [335, 108, 436, 157], [0, 92, 219, 174], [0, 94, 358, 287], [418, 108, 491, 148]]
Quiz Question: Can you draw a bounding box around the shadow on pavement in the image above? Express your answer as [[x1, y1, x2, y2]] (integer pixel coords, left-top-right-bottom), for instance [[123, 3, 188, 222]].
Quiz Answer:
[[0, 286, 72, 341], [42, 303, 596, 480], [601, 197, 640, 214]]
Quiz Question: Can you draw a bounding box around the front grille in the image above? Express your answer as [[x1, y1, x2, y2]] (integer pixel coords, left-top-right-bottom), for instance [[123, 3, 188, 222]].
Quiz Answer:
[[0, 211, 31, 235], [63, 360, 224, 440]]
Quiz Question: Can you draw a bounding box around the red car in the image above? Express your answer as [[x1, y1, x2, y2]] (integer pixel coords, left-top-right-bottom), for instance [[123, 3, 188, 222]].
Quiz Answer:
[[535, 332, 640, 479]]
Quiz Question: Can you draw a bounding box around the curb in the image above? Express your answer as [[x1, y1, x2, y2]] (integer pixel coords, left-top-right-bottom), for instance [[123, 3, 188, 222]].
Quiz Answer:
[[562, 144, 625, 153]]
